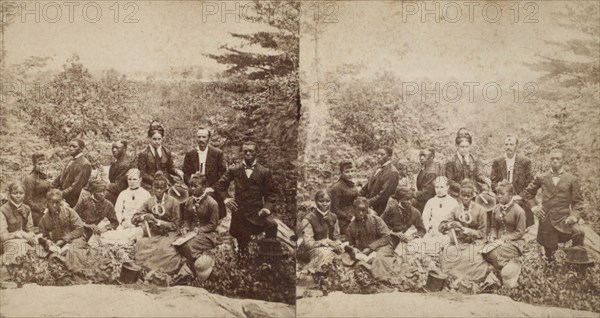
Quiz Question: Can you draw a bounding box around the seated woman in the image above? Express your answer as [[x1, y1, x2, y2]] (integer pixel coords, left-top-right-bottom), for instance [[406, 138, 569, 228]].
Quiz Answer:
[[0, 182, 37, 264], [137, 121, 179, 189], [131, 172, 185, 275], [74, 180, 119, 238], [298, 189, 343, 274], [411, 177, 459, 256], [23, 153, 51, 227], [328, 160, 359, 236], [438, 182, 490, 283], [114, 169, 151, 231], [484, 181, 525, 272], [177, 174, 220, 273], [346, 197, 395, 279], [445, 129, 490, 194], [380, 187, 426, 256]]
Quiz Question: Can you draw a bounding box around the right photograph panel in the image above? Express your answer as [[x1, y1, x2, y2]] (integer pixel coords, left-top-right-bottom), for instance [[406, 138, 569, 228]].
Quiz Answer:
[[297, 1, 600, 317]]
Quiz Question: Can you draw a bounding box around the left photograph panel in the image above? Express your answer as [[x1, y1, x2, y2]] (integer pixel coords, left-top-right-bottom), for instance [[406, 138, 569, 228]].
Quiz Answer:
[[0, 1, 298, 316]]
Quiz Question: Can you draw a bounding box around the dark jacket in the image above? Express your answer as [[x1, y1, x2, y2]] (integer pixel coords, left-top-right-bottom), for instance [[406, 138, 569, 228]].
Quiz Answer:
[[132, 195, 181, 236], [413, 161, 437, 213], [183, 195, 218, 233], [381, 198, 426, 237], [0, 202, 34, 241], [328, 178, 359, 233], [444, 153, 487, 192], [215, 161, 276, 226], [137, 146, 177, 187], [490, 154, 534, 195], [304, 209, 339, 241], [107, 154, 134, 204], [520, 170, 583, 234], [74, 196, 119, 230], [39, 205, 85, 242], [346, 212, 391, 251], [23, 170, 51, 226], [182, 146, 226, 187], [52, 155, 92, 207], [182, 146, 227, 218], [359, 163, 400, 215]]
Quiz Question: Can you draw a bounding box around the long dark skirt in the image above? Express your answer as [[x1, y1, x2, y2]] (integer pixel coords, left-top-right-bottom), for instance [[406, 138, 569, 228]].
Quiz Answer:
[[134, 232, 187, 275], [177, 232, 220, 261]]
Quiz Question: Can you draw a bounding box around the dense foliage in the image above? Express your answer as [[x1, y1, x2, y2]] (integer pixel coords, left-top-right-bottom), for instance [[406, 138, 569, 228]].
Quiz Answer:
[[194, 243, 296, 304]]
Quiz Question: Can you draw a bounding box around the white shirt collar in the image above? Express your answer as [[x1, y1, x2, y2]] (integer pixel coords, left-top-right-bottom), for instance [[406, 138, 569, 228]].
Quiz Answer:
[[457, 153, 471, 164], [197, 146, 208, 154], [10, 200, 23, 209], [73, 152, 83, 160], [381, 160, 392, 168], [149, 145, 163, 157], [315, 206, 330, 217]]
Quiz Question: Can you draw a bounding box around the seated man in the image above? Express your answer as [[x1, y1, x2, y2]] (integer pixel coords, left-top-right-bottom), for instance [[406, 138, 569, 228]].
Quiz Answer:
[[39, 189, 86, 248], [380, 187, 426, 254], [346, 196, 395, 279], [74, 180, 119, 238]]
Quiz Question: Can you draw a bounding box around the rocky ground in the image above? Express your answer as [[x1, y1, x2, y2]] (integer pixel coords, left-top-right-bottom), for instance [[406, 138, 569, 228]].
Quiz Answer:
[[296, 291, 599, 318], [0, 284, 294, 318]]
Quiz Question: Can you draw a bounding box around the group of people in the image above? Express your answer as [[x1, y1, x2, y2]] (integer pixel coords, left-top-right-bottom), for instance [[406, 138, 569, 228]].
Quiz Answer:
[[299, 128, 588, 289], [0, 121, 279, 282]]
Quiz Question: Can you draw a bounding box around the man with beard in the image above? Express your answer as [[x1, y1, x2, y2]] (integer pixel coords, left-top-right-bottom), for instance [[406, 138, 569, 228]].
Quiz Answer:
[[413, 147, 437, 214], [359, 147, 400, 215], [183, 128, 227, 219], [381, 187, 426, 251], [328, 160, 359, 235], [519, 149, 585, 262], [490, 135, 535, 227], [106, 141, 134, 205], [215, 141, 277, 255], [52, 139, 92, 208]]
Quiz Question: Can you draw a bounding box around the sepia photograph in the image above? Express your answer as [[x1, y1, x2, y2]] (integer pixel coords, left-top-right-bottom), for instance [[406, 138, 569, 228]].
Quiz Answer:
[[1, 1, 297, 316], [1, 0, 599, 317], [296, 1, 599, 317]]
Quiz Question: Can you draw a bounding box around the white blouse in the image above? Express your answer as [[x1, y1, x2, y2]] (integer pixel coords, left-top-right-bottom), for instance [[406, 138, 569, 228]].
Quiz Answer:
[[422, 195, 459, 236], [114, 187, 152, 227]]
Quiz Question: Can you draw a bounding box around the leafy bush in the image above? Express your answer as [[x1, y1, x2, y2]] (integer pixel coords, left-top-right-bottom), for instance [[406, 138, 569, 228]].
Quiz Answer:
[[497, 249, 600, 312], [194, 245, 296, 304]]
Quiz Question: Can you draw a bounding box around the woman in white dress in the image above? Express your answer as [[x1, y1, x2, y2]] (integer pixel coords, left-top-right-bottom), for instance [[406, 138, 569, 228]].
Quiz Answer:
[[102, 168, 150, 242], [411, 176, 459, 257]]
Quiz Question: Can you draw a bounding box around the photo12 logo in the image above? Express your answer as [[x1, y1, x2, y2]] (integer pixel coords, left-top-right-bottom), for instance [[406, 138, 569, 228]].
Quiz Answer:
[[401, 82, 539, 104], [401, 1, 539, 23], [0, 1, 140, 23], [201, 1, 338, 24]]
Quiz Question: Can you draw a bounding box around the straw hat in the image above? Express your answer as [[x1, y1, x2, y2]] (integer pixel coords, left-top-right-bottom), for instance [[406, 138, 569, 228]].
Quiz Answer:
[[501, 260, 521, 288], [475, 192, 497, 211], [194, 254, 215, 283]]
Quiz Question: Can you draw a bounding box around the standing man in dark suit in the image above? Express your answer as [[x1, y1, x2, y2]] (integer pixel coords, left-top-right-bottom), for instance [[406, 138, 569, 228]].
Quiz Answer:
[[490, 135, 535, 227], [182, 128, 227, 219], [359, 147, 400, 215], [52, 139, 92, 208], [413, 147, 437, 214], [215, 141, 277, 254], [106, 140, 133, 205], [518, 149, 585, 262]]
